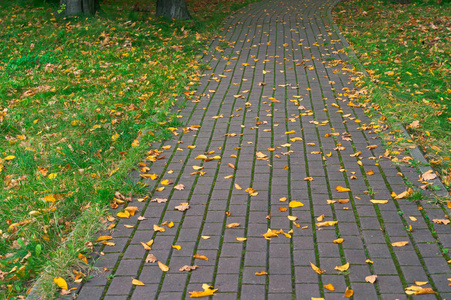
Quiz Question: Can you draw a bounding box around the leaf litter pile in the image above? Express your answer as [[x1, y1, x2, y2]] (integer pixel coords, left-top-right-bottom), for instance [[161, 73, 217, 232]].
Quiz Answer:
[[0, 0, 259, 298], [74, 0, 451, 298]]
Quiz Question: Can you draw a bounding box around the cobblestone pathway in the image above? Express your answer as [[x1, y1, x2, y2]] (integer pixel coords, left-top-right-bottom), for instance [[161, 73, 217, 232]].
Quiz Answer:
[[76, 0, 451, 299]]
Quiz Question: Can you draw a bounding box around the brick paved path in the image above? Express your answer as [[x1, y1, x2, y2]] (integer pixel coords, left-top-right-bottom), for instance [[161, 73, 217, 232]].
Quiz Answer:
[[76, 0, 451, 299]]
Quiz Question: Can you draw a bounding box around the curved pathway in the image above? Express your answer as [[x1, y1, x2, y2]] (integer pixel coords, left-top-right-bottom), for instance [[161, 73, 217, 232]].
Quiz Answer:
[[76, 0, 451, 299]]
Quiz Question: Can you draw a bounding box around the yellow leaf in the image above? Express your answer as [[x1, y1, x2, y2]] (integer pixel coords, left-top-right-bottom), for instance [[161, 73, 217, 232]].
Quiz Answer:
[[132, 279, 145, 286], [158, 261, 169, 272], [235, 184, 242, 190], [236, 237, 247, 241], [391, 241, 409, 247], [172, 245, 181, 250], [44, 195, 56, 202], [48, 173, 57, 179], [334, 262, 350, 272], [195, 155, 207, 159], [409, 216, 417, 221], [97, 235, 112, 241], [161, 179, 173, 185], [53, 277, 68, 290], [287, 216, 298, 221], [344, 287, 353, 298], [150, 173, 158, 180], [124, 206, 138, 216], [413, 281, 428, 286], [117, 211, 130, 219], [189, 287, 218, 298], [310, 262, 326, 274], [365, 259, 373, 264], [335, 186, 350, 192], [323, 283, 335, 291], [141, 242, 151, 250], [366, 169, 375, 175], [255, 270, 268, 276], [289, 201, 304, 208], [405, 285, 434, 295], [111, 133, 120, 141], [316, 215, 324, 221], [167, 221, 174, 228], [285, 130, 296, 134], [153, 224, 166, 232], [201, 235, 210, 239], [193, 254, 209, 261], [192, 165, 204, 170], [333, 238, 344, 244], [226, 223, 240, 228], [365, 275, 377, 283], [370, 200, 388, 204], [316, 221, 338, 227], [279, 197, 287, 202], [4, 155, 15, 160]]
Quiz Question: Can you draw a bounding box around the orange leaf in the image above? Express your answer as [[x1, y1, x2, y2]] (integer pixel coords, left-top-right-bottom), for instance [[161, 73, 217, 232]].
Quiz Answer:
[[226, 223, 240, 228], [365, 275, 377, 283], [344, 287, 353, 298], [157, 261, 169, 272], [310, 262, 326, 274], [255, 270, 268, 276], [335, 186, 350, 192], [391, 241, 409, 247], [323, 283, 335, 291], [193, 254, 209, 261], [334, 262, 350, 272], [132, 279, 145, 286]]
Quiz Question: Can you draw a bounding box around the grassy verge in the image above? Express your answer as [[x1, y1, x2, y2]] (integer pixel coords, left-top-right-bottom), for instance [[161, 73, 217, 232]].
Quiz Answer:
[[332, 0, 451, 191], [0, 0, 257, 298]]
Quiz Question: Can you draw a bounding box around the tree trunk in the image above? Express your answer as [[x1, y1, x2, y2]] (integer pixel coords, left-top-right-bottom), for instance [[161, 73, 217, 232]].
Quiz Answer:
[[60, 0, 98, 16], [156, 0, 191, 20]]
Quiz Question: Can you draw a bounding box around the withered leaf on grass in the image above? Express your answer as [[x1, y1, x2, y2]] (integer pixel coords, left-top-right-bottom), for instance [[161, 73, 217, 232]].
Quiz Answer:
[[179, 265, 199, 272], [53, 277, 68, 290], [421, 170, 437, 181], [145, 253, 157, 263]]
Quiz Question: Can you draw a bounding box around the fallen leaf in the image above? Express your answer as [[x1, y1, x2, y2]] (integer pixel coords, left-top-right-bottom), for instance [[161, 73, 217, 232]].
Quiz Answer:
[[365, 275, 377, 283], [193, 254, 209, 261], [366, 169, 375, 175], [53, 277, 68, 290], [421, 170, 437, 181], [287, 216, 298, 221], [153, 224, 166, 232], [289, 201, 304, 208], [189, 285, 218, 298], [157, 261, 169, 272], [333, 238, 344, 244], [161, 179, 173, 185], [370, 200, 388, 204], [226, 223, 240, 228], [413, 281, 428, 286], [236, 237, 247, 241], [323, 283, 335, 291], [316, 221, 338, 227], [391, 241, 409, 247], [151, 198, 168, 203], [255, 270, 268, 276], [316, 215, 325, 221], [310, 262, 326, 274], [141, 242, 151, 250], [365, 259, 374, 264], [97, 235, 112, 241], [432, 219, 450, 225], [179, 265, 199, 272], [336, 186, 350, 192], [279, 197, 287, 202], [334, 262, 350, 272], [117, 211, 130, 218], [228, 163, 236, 169], [344, 287, 353, 298], [174, 184, 185, 190], [409, 216, 417, 221], [132, 279, 145, 286], [145, 253, 157, 263], [172, 245, 181, 250], [405, 285, 434, 295], [395, 189, 412, 199], [124, 206, 138, 216], [175, 204, 190, 211], [235, 184, 242, 190]]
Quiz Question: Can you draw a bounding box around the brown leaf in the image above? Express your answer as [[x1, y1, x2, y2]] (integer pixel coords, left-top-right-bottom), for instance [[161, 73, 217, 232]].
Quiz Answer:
[[151, 198, 168, 203], [432, 219, 450, 225], [228, 163, 236, 169], [174, 184, 185, 190], [421, 170, 437, 181], [179, 265, 199, 272], [145, 253, 157, 263], [175, 204, 190, 211], [365, 275, 377, 283]]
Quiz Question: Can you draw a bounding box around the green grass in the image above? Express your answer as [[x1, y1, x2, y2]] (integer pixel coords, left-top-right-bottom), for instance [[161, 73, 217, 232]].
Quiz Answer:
[[0, 0, 258, 298], [333, 0, 451, 190]]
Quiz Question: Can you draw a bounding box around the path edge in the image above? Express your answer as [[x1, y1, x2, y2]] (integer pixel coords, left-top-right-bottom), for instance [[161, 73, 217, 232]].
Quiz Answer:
[[326, 0, 450, 199]]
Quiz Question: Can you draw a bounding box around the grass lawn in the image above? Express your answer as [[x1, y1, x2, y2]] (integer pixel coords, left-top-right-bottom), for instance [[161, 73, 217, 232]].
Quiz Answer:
[[0, 0, 256, 298], [333, 0, 451, 191]]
